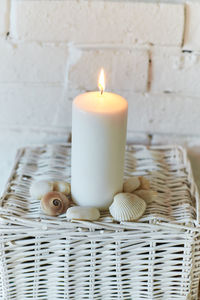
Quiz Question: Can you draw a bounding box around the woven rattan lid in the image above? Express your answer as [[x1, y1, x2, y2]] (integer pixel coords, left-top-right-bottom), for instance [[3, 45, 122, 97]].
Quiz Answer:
[[0, 144, 199, 231]]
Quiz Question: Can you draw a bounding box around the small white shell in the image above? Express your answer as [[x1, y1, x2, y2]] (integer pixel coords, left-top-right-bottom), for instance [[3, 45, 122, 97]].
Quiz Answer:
[[30, 180, 53, 200], [138, 176, 150, 190], [123, 177, 140, 193], [66, 206, 100, 221], [54, 181, 71, 195], [109, 193, 146, 222], [134, 190, 157, 204]]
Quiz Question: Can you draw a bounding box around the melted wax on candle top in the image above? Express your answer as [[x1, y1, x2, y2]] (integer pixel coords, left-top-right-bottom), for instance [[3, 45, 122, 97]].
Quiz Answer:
[[74, 92, 128, 114]]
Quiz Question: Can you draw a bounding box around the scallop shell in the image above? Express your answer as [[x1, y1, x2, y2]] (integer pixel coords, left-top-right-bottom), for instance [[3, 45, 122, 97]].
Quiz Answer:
[[134, 189, 157, 204], [66, 206, 100, 221], [41, 191, 70, 216], [30, 180, 53, 199], [138, 176, 150, 190], [123, 177, 140, 193], [54, 181, 71, 195], [109, 193, 146, 222]]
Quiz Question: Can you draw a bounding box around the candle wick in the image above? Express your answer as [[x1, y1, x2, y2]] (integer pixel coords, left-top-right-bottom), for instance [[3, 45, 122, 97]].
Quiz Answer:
[[100, 88, 103, 95]]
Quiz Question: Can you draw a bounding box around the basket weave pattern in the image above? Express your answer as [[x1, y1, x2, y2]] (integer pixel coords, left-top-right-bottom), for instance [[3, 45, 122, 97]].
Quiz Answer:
[[0, 144, 200, 299]]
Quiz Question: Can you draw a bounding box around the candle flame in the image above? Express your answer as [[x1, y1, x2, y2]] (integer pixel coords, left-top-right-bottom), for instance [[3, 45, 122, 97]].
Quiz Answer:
[[98, 69, 105, 95]]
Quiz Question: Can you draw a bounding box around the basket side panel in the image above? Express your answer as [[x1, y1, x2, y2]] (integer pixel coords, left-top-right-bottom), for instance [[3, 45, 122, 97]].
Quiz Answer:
[[0, 234, 10, 300], [191, 233, 200, 300], [0, 228, 197, 300]]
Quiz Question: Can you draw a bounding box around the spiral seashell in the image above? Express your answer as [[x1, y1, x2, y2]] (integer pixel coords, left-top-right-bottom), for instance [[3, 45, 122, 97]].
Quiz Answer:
[[134, 189, 157, 204], [66, 206, 100, 221], [54, 181, 71, 195], [109, 193, 146, 222], [123, 177, 140, 193], [30, 180, 53, 200], [138, 176, 150, 190], [41, 191, 70, 216]]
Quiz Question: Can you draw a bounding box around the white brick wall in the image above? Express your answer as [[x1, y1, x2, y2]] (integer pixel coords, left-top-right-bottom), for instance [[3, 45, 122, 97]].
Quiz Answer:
[[184, 3, 200, 51], [68, 48, 149, 93], [0, 0, 9, 37], [0, 84, 72, 127], [151, 47, 200, 97], [10, 1, 184, 46], [0, 41, 69, 83], [1, 0, 200, 193], [125, 92, 200, 135]]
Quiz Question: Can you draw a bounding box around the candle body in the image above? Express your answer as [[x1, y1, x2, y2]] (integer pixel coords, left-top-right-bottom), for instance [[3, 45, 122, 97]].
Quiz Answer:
[[71, 92, 128, 210]]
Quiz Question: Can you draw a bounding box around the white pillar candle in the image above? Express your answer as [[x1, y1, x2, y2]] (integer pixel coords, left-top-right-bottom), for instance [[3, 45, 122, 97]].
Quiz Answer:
[[71, 70, 128, 210]]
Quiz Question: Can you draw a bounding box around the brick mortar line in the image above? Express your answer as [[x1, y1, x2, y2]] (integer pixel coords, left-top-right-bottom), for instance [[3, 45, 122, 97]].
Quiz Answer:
[[0, 83, 200, 101], [1, 40, 200, 56], [7, 0, 199, 4], [181, 3, 187, 47], [147, 50, 152, 92], [6, 0, 11, 39], [1, 126, 200, 140]]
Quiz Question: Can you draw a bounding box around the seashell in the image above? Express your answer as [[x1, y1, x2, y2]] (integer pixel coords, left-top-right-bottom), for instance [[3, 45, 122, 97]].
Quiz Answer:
[[41, 191, 70, 216], [109, 193, 146, 222], [66, 206, 100, 221], [30, 180, 53, 200], [138, 176, 150, 190], [54, 181, 71, 195], [123, 177, 140, 193], [134, 189, 157, 204]]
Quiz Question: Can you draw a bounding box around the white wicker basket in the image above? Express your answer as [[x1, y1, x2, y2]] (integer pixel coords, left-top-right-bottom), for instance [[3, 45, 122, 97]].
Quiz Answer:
[[0, 144, 200, 300]]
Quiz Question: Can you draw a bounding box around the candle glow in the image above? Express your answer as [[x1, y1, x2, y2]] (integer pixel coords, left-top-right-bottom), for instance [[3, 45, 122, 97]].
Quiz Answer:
[[98, 69, 105, 95]]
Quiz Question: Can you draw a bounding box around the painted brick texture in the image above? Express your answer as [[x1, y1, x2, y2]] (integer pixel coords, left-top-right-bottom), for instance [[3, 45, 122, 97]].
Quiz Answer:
[[0, 84, 72, 127], [0, 0, 199, 135], [0, 0, 200, 193], [151, 48, 200, 97], [10, 1, 184, 46], [0, 0, 9, 37], [184, 3, 200, 51], [68, 48, 149, 93], [0, 41, 69, 83]]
